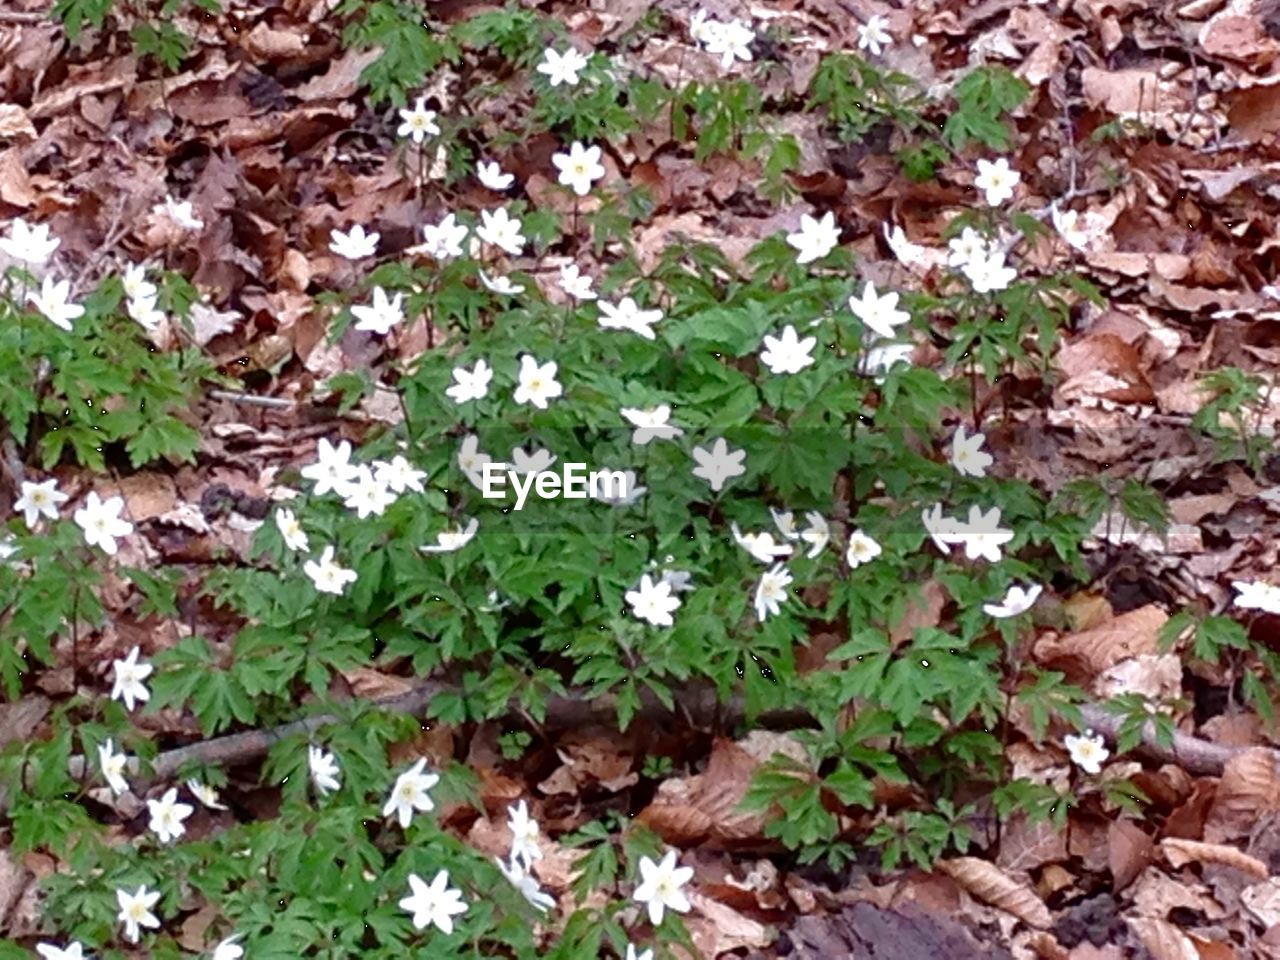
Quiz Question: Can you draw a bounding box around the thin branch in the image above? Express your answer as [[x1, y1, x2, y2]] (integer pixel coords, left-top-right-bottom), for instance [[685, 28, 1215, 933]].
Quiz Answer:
[[9, 683, 1255, 812], [1079, 704, 1255, 776]]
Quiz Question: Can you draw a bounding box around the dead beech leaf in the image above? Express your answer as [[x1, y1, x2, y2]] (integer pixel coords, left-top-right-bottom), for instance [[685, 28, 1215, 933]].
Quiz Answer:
[[0, 149, 35, 207], [937, 857, 1052, 929], [1205, 749, 1280, 843], [1161, 838, 1269, 880], [1126, 917, 1199, 960], [0, 104, 36, 140], [687, 891, 773, 956], [1033, 604, 1167, 675], [1244, 878, 1280, 927], [1109, 819, 1154, 893], [997, 814, 1067, 873], [294, 47, 381, 101], [638, 735, 801, 847], [1056, 333, 1154, 404]]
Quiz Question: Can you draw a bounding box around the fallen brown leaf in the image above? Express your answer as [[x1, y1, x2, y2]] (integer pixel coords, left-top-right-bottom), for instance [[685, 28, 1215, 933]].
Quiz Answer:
[[937, 857, 1052, 929]]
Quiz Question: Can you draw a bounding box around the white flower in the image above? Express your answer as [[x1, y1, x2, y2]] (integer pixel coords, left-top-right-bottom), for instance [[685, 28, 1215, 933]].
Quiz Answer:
[[771, 509, 799, 540], [962, 250, 1017, 293], [75, 491, 133, 555], [849, 281, 910, 340], [754, 564, 793, 622], [420, 517, 479, 554], [592, 469, 647, 506], [157, 196, 204, 230], [309, 745, 341, 794], [399, 870, 468, 933], [950, 426, 994, 478], [187, 779, 228, 810], [122, 263, 157, 302], [954, 505, 1014, 563], [864, 341, 914, 379], [621, 405, 682, 445], [342, 465, 396, 519], [147, 787, 194, 844], [883, 222, 932, 268], [116, 885, 161, 943], [633, 850, 693, 926], [329, 224, 379, 260], [558, 263, 596, 300], [458, 435, 492, 487], [303, 545, 358, 595], [211, 935, 243, 960], [478, 270, 525, 296], [476, 207, 526, 256], [660, 567, 693, 593], [127, 294, 165, 332], [397, 97, 440, 143], [351, 286, 405, 335], [626, 574, 681, 627], [800, 512, 829, 558], [703, 18, 754, 69], [98, 739, 129, 795], [947, 227, 989, 269], [921, 504, 962, 554], [300, 438, 361, 498], [597, 297, 662, 339], [537, 47, 590, 87], [110, 645, 152, 711], [513, 354, 563, 409], [626, 947, 654, 960], [1233, 580, 1280, 615], [1064, 730, 1109, 775], [374, 455, 426, 494], [0, 535, 17, 563], [759, 324, 816, 375], [422, 213, 468, 261], [690, 9, 714, 44], [382, 757, 440, 828], [496, 857, 555, 912], [845, 529, 882, 568], [1049, 205, 1087, 250], [975, 157, 1021, 206], [476, 160, 514, 191], [732, 523, 793, 564], [447, 359, 493, 404], [785, 212, 840, 264], [507, 800, 543, 870], [14, 478, 67, 529], [275, 508, 309, 552], [0, 217, 60, 264], [36, 943, 84, 960], [691, 438, 746, 492], [552, 141, 606, 196], [857, 15, 892, 55], [29, 276, 84, 331], [510, 445, 557, 475], [983, 584, 1043, 618]]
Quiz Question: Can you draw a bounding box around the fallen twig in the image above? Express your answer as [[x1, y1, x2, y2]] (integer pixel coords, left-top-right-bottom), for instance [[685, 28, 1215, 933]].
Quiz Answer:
[[35, 683, 1265, 802], [1079, 704, 1258, 776]]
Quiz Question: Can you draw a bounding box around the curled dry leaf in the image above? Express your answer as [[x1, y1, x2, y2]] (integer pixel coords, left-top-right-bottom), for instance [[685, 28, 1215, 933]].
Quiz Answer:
[[1205, 748, 1280, 843], [1126, 916, 1199, 960], [937, 857, 1052, 930], [1243, 878, 1280, 928], [687, 891, 773, 956], [1033, 604, 1168, 676], [637, 734, 806, 847], [1056, 333, 1155, 404], [1161, 837, 1269, 880]]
